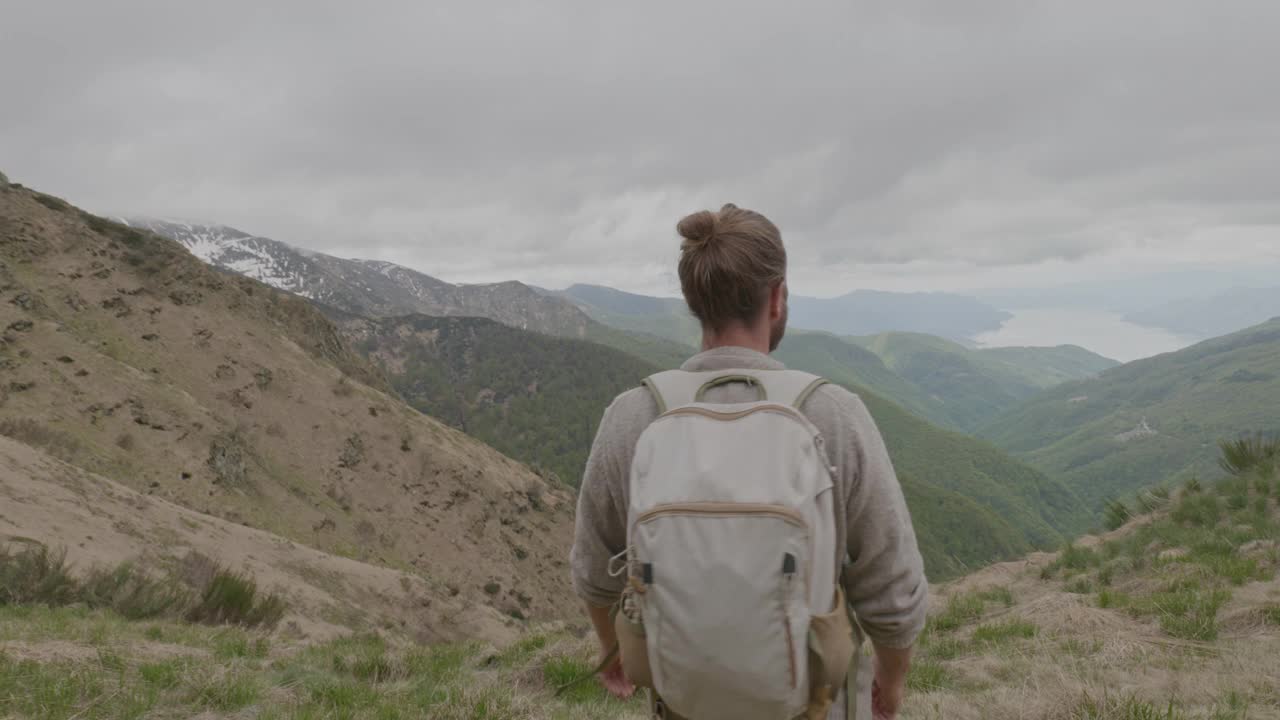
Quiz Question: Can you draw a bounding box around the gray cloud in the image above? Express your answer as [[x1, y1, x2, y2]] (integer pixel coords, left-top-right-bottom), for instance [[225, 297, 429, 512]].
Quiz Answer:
[[3, 0, 1280, 295]]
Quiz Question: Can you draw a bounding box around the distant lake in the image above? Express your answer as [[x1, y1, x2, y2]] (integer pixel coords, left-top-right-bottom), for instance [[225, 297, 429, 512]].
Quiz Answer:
[[972, 309, 1198, 363]]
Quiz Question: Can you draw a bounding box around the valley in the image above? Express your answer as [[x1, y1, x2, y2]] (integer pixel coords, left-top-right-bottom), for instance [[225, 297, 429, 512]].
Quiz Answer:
[[132, 209, 1100, 578], [3, 175, 1279, 719]]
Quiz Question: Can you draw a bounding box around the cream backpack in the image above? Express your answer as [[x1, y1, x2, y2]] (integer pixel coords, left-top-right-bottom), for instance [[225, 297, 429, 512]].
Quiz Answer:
[[613, 369, 856, 720]]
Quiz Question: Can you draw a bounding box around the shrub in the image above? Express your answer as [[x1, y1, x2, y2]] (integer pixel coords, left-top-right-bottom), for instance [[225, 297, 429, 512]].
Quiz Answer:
[[0, 543, 80, 606], [34, 194, 69, 212], [186, 569, 286, 629], [0, 544, 284, 628], [80, 563, 190, 620], [1218, 434, 1280, 476]]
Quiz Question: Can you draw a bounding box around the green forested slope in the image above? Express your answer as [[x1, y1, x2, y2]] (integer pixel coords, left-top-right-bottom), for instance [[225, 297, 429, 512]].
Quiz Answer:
[[583, 322, 693, 370], [845, 333, 1118, 431], [980, 318, 1280, 510], [853, 386, 1091, 559], [557, 284, 701, 346], [774, 331, 946, 424], [341, 314, 659, 487]]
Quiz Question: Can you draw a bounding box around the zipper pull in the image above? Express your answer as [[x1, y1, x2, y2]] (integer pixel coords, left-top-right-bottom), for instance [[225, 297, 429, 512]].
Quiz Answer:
[[782, 553, 797, 575]]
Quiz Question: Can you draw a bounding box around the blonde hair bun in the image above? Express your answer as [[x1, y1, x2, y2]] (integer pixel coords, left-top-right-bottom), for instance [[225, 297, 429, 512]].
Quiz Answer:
[[676, 209, 719, 248]]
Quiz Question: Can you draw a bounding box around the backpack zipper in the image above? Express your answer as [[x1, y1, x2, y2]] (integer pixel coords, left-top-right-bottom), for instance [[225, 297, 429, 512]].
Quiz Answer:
[[782, 553, 798, 690], [635, 502, 805, 527]]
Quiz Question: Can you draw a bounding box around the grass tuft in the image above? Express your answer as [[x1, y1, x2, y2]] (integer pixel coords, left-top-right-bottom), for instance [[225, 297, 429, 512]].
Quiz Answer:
[[972, 619, 1037, 645], [1073, 693, 1187, 719], [1218, 434, 1280, 477]]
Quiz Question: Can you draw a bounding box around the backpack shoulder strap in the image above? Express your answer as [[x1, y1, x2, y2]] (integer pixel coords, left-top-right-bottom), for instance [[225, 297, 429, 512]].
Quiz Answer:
[[640, 370, 710, 414], [752, 370, 828, 410], [641, 369, 828, 413]]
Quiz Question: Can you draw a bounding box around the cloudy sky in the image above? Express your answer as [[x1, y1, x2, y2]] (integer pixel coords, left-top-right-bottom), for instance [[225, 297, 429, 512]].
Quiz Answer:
[[3, 1, 1279, 299]]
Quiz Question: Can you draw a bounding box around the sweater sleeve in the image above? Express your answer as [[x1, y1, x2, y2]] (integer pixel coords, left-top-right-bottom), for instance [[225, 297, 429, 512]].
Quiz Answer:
[[832, 389, 929, 649], [569, 399, 630, 608]]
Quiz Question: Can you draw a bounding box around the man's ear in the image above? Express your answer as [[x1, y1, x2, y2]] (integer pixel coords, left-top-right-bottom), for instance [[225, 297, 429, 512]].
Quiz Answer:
[[769, 281, 787, 320]]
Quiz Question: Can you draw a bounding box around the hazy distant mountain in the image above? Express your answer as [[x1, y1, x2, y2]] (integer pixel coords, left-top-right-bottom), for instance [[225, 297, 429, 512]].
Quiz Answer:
[[788, 290, 1011, 340], [126, 218, 593, 338], [554, 284, 701, 345], [557, 284, 1013, 344], [980, 318, 1280, 509], [976, 267, 1280, 314], [1124, 286, 1280, 338]]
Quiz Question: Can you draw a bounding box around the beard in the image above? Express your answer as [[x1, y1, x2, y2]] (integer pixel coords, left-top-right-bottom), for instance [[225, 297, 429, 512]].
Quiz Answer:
[[768, 305, 788, 352]]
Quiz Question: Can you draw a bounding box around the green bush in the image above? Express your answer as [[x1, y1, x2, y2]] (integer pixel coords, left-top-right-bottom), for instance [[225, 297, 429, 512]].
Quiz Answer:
[[186, 570, 285, 629], [0, 544, 284, 629], [0, 544, 79, 606], [80, 563, 190, 620]]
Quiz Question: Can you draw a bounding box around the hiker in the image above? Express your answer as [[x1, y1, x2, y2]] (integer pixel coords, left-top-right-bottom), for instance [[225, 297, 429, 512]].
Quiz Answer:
[[570, 204, 928, 720]]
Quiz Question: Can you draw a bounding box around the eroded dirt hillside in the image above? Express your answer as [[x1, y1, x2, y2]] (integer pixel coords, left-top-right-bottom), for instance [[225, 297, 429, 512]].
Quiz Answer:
[[0, 181, 577, 639]]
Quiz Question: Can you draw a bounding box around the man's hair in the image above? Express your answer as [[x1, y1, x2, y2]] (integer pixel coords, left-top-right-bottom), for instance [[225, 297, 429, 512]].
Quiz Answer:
[[676, 204, 786, 332]]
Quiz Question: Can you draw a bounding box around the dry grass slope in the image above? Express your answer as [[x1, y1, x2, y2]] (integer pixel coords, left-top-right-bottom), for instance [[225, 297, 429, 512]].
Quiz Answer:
[[0, 180, 578, 642], [904, 467, 1280, 720]]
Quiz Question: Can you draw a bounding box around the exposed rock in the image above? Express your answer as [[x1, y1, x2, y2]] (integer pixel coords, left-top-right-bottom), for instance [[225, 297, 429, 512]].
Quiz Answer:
[[207, 432, 249, 488]]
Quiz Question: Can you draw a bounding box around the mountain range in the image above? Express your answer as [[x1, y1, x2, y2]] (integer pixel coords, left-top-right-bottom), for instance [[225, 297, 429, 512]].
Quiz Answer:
[[553, 283, 1014, 344], [1124, 285, 1280, 339], [127, 214, 1096, 577], [123, 219, 594, 338]]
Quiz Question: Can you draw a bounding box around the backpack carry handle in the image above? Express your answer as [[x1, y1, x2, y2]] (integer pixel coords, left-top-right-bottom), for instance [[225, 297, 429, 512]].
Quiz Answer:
[[694, 374, 767, 403]]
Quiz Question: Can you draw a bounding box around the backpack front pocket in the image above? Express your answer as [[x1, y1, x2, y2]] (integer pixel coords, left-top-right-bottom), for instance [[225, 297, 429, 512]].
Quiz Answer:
[[633, 503, 810, 720]]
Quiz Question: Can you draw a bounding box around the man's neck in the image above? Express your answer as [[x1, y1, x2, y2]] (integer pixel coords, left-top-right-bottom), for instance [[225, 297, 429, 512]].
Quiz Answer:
[[701, 326, 771, 355]]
